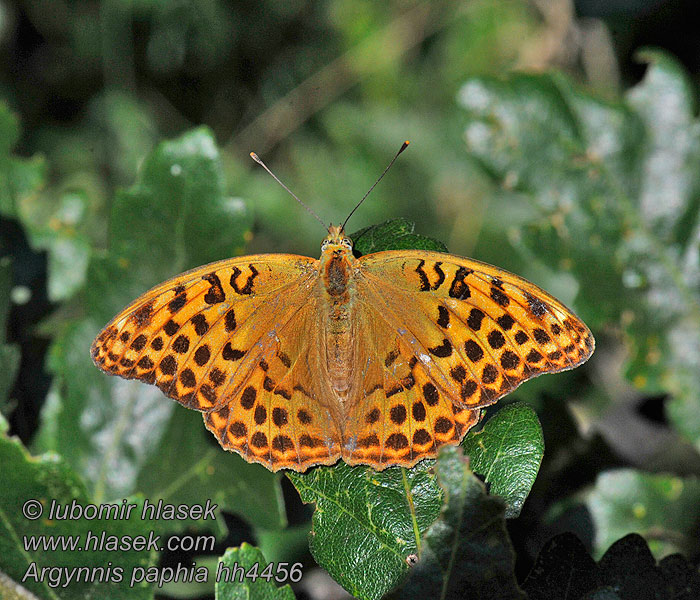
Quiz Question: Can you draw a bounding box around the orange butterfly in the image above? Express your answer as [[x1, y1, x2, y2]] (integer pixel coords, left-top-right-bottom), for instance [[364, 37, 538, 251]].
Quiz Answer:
[[91, 144, 594, 472]]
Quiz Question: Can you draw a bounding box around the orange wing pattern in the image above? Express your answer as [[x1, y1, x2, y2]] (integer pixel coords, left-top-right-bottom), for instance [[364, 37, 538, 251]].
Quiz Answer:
[[91, 255, 344, 471], [92, 245, 594, 472], [339, 250, 594, 468]]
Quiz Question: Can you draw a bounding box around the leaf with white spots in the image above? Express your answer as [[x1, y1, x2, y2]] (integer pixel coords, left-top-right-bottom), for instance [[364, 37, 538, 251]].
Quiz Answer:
[[584, 470, 700, 559], [458, 49, 700, 453]]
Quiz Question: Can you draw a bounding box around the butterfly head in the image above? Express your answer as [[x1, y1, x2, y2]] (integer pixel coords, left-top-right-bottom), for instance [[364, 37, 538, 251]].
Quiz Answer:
[[321, 225, 353, 256]]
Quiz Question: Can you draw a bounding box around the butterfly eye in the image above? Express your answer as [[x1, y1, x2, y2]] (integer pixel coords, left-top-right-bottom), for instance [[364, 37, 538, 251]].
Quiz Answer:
[[321, 240, 329, 251], [342, 238, 352, 249]]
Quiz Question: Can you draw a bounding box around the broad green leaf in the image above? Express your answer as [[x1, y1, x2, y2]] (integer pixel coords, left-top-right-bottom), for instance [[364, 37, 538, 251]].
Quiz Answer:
[[287, 462, 443, 600], [585, 469, 700, 559], [0, 416, 155, 599], [87, 126, 252, 325], [458, 50, 700, 450], [397, 446, 524, 600], [352, 218, 447, 255], [462, 403, 543, 518], [215, 544, 296, 600], [135, 406, 286, 534], [35, 129, 283, 533]]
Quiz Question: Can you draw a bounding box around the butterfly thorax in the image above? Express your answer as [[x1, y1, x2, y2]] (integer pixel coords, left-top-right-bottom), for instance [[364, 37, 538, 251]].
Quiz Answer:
[[319, 226, 357, 401]]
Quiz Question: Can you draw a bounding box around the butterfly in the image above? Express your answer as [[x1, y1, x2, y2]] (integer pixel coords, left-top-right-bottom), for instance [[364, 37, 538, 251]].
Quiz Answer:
[[91, 145, 594, 473]]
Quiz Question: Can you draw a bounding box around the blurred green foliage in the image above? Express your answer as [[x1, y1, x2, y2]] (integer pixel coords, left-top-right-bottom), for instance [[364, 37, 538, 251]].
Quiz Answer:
[[2, 1, 700, 599]]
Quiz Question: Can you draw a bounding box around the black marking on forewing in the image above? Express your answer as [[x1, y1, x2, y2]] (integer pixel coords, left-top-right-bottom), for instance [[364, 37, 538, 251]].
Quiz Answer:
[[432, 262, 445, 290], [230, 265, 259, 295], [415, 260, 430, 291], [437, 306, 450, 328], [448, 267, 472, 300], [525, 292, 548, 317], [203, 273, 225, 304]]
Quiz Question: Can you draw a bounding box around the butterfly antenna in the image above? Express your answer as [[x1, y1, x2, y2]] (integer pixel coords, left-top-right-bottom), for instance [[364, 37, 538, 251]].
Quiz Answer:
[[342, 140, 410, 231], [250, 152, 328, 230]]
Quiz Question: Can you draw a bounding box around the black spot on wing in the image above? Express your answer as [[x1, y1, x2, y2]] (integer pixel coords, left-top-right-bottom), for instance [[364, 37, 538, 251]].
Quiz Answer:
[[224, 309, 236, 332], [223, 342, 245, 361], [437, 306, 450, 328], [415, 260, 430, 291], [191, 314, 209, 336], [432, 262, 445, 289], [525, 292, 548, 317], [429, 338, 453, 358], [490, 287, 509, 307], [168, 293, 187, 313], [203, 273, 226, 304], [496, 314, 515, 330], [467, 308, 485, 331], [230, 265, 259, 295], [449, 267, 472, 299], [134, 302, 154, 326]]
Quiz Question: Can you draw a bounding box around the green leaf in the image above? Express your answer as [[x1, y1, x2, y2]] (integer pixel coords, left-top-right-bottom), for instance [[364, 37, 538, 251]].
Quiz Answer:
[[135, 406, 286, 534], [397, 446, 524, 600], [462, 403, 543, 518], [585, 469, 700, 560], [87, 126, 252, 324], [215, 544, 296, 600], [18, 190, 93, 302], [287, 462, 443, 600], [351, 218, 447, 255], [0, 417, 156, 599], [108, 127, 249, 278], [458, 50, 700, 450]]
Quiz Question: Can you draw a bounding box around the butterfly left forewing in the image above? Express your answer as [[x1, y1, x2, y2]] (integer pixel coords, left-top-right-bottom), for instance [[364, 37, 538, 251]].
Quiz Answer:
[[91, 254, 342, 471]]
